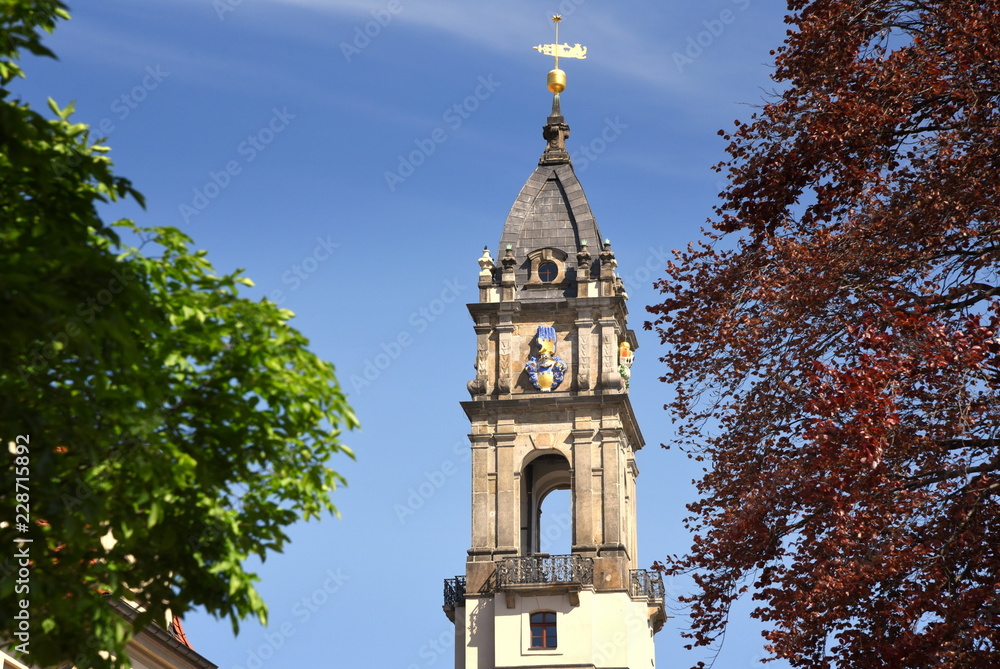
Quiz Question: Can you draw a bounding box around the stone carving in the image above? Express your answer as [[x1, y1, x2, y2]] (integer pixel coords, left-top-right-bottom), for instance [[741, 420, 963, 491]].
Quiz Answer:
[[477, 337, 489, 376], [619, 341, 634, 390], [525, 326, 568, 392], [498, 336, 511, 394], [602, 336, 614, 371], [468, 335, 490, 396], [577, 325, 591, 390]]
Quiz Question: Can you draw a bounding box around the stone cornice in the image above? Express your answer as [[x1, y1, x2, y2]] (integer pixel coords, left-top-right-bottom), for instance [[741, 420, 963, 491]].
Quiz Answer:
[[461, 392, 645, 450]]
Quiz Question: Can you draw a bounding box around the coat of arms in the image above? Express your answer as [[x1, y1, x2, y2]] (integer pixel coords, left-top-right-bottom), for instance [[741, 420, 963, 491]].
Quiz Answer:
[[525, 326, 568, 392]]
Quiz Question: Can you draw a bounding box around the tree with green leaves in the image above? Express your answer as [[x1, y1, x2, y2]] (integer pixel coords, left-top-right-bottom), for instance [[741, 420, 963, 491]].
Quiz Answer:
[[0, 2, 357, 666]]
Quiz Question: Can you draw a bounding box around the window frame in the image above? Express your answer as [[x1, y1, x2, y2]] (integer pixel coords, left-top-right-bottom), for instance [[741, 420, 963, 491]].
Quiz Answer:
[[524, 247, 569, 287], [537, 261, 559, 282], [529, 611, 558, 650]]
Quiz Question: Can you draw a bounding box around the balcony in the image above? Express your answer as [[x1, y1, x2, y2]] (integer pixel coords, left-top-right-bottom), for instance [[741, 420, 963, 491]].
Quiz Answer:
[[443, 575, 466, 607], [629, 569, 665, 601], [497, 554, 594, 608], [442, 576, 466, 622], [630, 568, 668, 633], [498, 554, 594, 586]]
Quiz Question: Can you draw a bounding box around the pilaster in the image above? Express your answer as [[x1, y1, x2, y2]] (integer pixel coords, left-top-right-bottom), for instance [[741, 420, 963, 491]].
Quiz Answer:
[[470, 433, 494, 554], [599, 426, 624, 555], [574, 317, 593, 392], [494, 430, 518, 555], [469, 324, 492, 397], [570, 426, 597, 553], [599, 316, 621, 390], [496, 318, 514, 395]]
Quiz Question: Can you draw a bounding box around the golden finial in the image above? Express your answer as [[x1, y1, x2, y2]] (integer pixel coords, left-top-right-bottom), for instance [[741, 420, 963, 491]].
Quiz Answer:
[[532, 14, 587, 94]]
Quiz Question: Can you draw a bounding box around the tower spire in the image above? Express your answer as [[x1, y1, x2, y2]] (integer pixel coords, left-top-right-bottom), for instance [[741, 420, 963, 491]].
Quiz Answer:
[[442, 18, 665, 667], [533, 16, 587, 165]]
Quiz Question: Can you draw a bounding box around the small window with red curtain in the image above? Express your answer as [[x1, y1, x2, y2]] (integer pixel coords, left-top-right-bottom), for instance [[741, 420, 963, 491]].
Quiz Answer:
[[529, 611, 557, 649]]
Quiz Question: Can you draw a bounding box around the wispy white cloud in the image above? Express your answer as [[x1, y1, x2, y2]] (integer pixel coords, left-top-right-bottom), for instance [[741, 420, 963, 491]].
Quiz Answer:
[[265, 0, 549, 50], [48, 0, 779, 143], [254, 0, 682, 88]]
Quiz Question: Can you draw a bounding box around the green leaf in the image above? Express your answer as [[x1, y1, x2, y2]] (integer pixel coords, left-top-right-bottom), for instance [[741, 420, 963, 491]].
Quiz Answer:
[[147, 501, 162, 528]]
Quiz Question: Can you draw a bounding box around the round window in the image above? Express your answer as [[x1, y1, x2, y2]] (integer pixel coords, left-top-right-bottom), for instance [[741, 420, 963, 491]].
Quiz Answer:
[[538, 262, 558, 282]]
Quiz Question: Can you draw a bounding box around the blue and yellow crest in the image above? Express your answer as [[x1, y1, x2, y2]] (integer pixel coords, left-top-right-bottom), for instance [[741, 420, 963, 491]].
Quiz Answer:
[[525, 326, 568, 392]]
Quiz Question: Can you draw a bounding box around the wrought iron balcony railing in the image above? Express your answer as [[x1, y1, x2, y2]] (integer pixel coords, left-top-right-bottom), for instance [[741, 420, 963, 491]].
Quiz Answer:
[[497, 554, 594, 587], [629, 568, 665, 600], [443, 575, 466, 607]]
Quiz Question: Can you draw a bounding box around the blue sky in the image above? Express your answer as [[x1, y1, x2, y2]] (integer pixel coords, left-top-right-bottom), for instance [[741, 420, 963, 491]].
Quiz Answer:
[[14, 1, 795, 667]]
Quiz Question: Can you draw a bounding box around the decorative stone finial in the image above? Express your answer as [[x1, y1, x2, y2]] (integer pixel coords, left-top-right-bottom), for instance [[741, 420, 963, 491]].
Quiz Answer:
[[478, 246, 495, 272], [477, 245, 499, 303], [577, 239, 591, 267], [615, 275, 628, 299], [501, 244, 517, 271], [600, 239, 617, 268]]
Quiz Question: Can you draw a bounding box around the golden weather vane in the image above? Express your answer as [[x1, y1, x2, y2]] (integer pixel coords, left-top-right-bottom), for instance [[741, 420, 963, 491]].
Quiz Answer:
[[532, 14, 587, 94]]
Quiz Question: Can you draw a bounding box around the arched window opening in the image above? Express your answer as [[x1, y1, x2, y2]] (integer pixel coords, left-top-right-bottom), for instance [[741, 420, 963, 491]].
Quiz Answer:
[[538, 488, 571, 555], [521, 453, 572, 555], [529, 611, 557, 649]]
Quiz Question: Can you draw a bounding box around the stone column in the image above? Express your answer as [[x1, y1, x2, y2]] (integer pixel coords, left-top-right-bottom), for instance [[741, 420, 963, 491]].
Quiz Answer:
[[599, 427, 623, 551], [494, 430, 518, 555], [598, 316, 621, 390], [627, 457, 639, 569], [469, 432, 494, 552], [571, 426, 597, 553]]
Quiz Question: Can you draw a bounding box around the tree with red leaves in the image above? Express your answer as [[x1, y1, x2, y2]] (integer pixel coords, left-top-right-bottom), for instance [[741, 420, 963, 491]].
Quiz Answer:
[[647, 1, 1000, 666]]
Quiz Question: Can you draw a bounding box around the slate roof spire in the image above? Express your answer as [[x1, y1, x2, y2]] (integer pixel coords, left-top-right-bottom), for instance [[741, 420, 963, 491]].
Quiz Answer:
[[496, 92, 604, 299]]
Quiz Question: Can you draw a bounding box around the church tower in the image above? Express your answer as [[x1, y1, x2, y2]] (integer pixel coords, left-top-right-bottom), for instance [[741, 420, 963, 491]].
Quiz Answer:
[[442, 17, 666, 669]]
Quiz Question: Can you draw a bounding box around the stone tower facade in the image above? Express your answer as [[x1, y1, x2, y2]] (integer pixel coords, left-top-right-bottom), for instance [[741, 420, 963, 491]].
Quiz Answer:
[[442, 95, 666, 669]]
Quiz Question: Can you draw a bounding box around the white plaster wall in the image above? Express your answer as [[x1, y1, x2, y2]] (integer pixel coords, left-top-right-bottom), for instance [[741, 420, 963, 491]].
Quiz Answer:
[[463, 595, 495, 669], [469, 589, 655, 669], [453, 605, 466, 669]]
